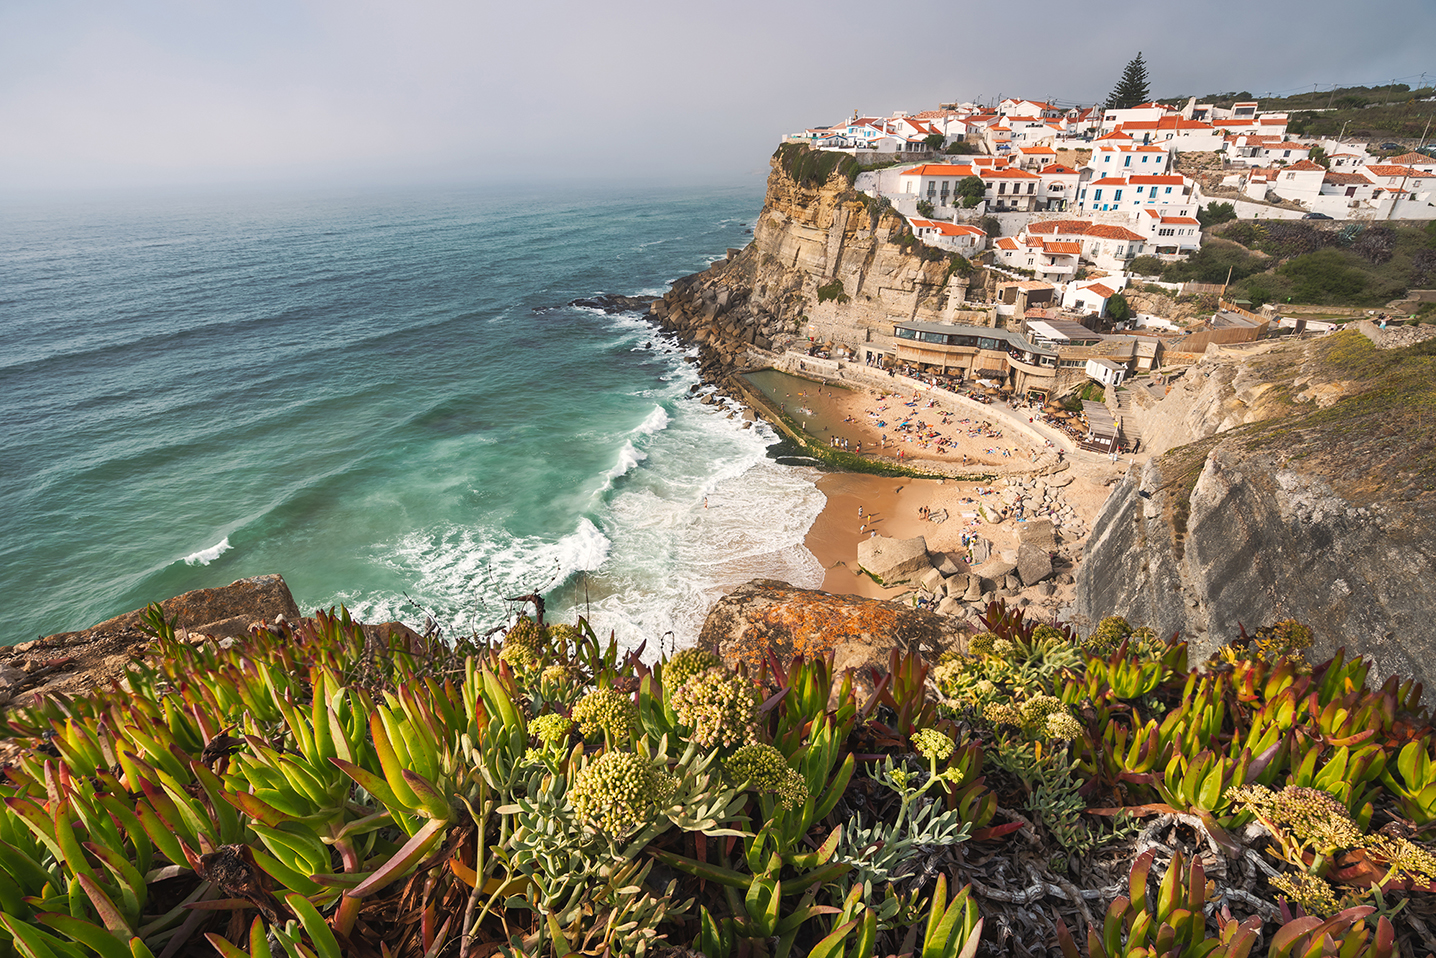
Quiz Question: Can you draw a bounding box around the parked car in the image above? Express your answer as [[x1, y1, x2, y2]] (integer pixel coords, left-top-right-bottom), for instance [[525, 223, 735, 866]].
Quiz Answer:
[[1302, 212, 1334, 220]]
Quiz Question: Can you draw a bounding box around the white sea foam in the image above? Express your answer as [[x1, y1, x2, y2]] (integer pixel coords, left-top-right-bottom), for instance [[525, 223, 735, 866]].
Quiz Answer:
[[330, 518, 613, 634], [183, 537, 232, 566], [597, 441, 648, 491], [634, 405, 669, 435], [553, 394, 825, 656]]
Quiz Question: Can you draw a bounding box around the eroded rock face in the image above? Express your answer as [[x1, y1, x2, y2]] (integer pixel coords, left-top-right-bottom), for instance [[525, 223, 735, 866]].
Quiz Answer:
[[1077, 433, 1436, 698], [698, 579, 969, 677]]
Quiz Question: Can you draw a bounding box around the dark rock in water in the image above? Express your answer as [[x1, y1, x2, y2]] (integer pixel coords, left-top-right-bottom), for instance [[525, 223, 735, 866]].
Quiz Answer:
[[700, 579, 968, 677], [568, 293, 658, 314]]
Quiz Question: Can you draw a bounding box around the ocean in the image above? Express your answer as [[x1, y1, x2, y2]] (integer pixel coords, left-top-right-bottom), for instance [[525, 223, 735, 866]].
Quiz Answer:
[[0, 182, 826, 651]]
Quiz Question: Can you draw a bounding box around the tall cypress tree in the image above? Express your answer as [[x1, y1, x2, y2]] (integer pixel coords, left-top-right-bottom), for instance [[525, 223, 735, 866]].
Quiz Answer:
[[1105, 53, 1152, 110]]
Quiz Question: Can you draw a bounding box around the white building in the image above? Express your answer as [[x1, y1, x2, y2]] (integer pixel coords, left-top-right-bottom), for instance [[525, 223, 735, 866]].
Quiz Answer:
[[1089, 143, 1172, 175], [1078, 174, 1194, 215], [910, 219, 987, 252]]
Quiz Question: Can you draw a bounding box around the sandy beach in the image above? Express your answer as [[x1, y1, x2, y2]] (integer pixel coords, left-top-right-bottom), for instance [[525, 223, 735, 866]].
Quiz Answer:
[[791, 378, 1133, 614], [755, 374, 1052, 470]]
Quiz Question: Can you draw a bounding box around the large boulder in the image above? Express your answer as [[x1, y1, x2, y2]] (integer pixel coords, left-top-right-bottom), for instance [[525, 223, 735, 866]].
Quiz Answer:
[[933, 552, 966, 576], [1019, 519, 1057, 553], [969, 537, 992, 564], [856, 535, 933, 586], [699, 579, 968, 676], [1016, 542, 1054, 587]]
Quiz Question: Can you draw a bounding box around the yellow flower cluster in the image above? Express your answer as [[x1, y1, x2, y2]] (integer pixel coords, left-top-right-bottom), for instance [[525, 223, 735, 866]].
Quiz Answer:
[[1269, 872, 1342, 917], [984, 694, 1080, 740], [670, 667, 757, 749], [571, 688, 637, 742], [913, 728, 956, 762], [570, 751, 676, 835], [724, 744, 809, 810], [530, 713, 573, 747], [499, 617, 545, 672], [664, 647, 723, 692]]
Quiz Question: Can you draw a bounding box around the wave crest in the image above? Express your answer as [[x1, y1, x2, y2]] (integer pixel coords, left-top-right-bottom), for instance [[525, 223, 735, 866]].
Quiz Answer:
[[183, 537, 232, 566]]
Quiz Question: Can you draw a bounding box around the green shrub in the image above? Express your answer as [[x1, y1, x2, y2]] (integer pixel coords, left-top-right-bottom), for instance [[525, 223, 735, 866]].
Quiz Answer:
[[1128, 255, 1164, 277], [816, 279, 850, 303]]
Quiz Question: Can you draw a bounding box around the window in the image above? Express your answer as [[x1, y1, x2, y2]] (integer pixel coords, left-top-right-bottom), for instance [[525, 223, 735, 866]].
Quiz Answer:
[[1124, 156, 1132, 167], [1093, 189, 1102, 201], [1114, 189, 1123, 201], [999, 183, 1006, 194], [1165, 187, 1172, 194], [1028, 183, 1035, 194], [1135, 186, 1144, 194]]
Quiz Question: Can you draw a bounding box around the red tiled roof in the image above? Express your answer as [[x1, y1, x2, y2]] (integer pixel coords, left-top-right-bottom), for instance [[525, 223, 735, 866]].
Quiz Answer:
[[1041, 164, 1078, 174], [1386, 152, 1436, 165], [1365, 165, 1421, 176], [1323, 171, 1373, 185], [1027, 219, 1093, 235], [1085, 225, 1146, 241], [995, 237, 1020, 250], [1084, 283, 1117, 298], [1045, 241, 1084, 254], [898, 164, 975, 177], [1160, 216, 1199, 224]]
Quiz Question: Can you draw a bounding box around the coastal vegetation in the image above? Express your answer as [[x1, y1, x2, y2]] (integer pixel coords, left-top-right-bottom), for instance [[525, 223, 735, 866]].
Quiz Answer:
[[1148, 222, 1436, 309], [1, 592, 1435, 958], [1168, 84, 1436, 144], [775, 144, 861, 190]]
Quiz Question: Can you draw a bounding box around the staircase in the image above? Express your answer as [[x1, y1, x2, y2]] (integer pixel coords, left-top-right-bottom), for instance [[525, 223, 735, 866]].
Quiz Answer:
[[1107, 386, 1143, 452]]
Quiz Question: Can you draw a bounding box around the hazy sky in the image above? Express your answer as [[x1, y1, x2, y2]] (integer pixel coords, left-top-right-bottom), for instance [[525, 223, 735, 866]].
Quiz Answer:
[[3, 0, 1433, 194]]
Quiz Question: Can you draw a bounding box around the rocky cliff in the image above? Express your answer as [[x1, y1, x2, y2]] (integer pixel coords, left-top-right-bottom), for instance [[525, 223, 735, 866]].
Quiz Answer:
[[1076, 323, 1436, 693], [648, 146, 990, 383]]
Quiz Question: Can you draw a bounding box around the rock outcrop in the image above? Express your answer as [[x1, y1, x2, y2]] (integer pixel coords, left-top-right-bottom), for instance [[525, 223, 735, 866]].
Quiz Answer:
[[0, 575, 302, 706], [856, 534, 933, 585], [1076, 327, 1436, 695], [698, 579, 969, 677], [646, 147, 978, 387]]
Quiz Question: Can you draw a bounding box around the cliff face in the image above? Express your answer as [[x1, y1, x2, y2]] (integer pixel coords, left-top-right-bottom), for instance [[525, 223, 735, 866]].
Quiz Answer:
[[649, 148, 978, 380], [1076, 325, 1436, 694]]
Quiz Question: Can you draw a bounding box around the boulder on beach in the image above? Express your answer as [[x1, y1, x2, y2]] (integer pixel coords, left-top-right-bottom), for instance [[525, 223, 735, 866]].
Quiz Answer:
[[933, 552, 966, 576], [1017, 541, 1055, 587], [856, 535, 932, 586]]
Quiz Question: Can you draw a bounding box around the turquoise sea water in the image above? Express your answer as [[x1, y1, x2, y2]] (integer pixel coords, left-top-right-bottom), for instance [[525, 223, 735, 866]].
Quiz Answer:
[[0, 183, 825, 649]]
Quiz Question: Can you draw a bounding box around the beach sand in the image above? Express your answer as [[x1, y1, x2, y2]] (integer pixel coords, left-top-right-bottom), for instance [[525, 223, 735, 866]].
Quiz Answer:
[[761, 376, 1048, 470], [796, 381, 1133, 616]]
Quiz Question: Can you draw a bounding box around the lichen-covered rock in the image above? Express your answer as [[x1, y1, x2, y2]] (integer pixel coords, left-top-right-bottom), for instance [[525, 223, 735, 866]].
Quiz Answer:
[[698, 579, 968, 676]]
